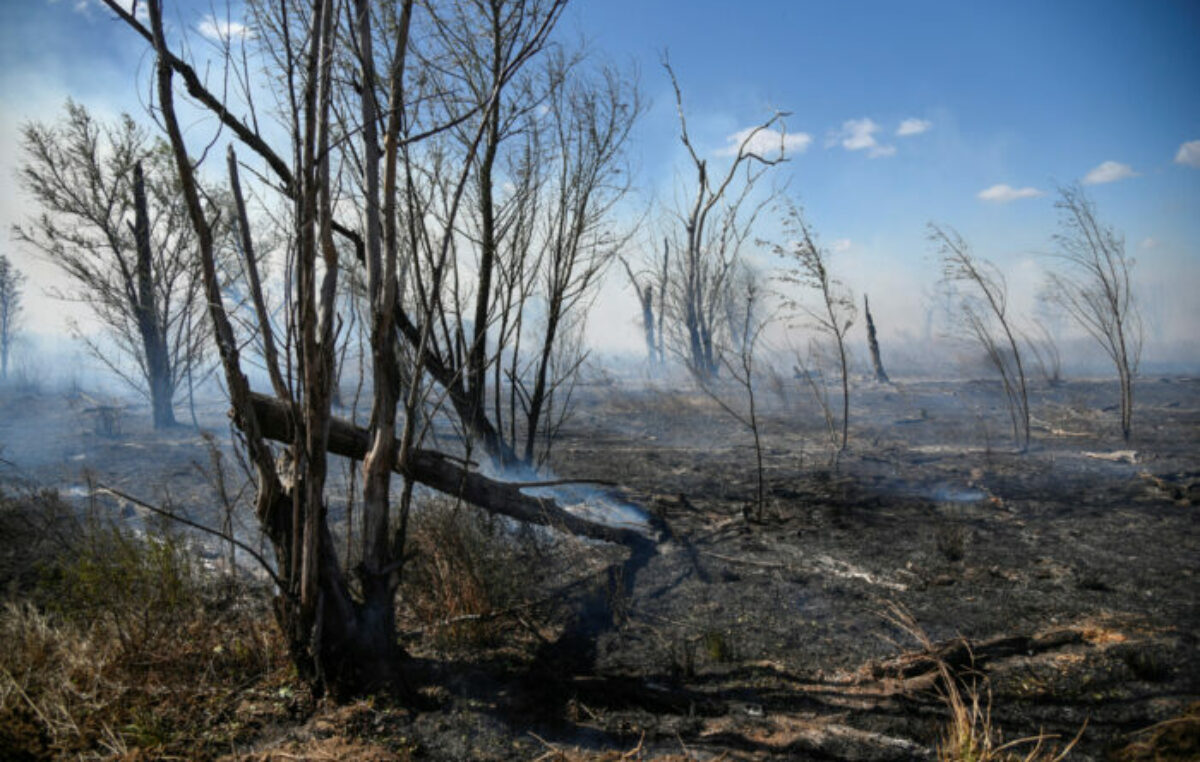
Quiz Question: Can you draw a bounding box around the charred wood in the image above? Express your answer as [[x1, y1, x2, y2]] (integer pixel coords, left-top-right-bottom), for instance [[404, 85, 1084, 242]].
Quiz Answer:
[[248, 393, 661, 553]]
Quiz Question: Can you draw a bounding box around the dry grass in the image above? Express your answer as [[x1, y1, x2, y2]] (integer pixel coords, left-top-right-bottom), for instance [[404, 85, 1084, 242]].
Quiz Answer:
[[400, 496, 564, 650], [884, 603, 1085, 762], [1110, 702, 1200, 761], [0, 489, 291, 759]]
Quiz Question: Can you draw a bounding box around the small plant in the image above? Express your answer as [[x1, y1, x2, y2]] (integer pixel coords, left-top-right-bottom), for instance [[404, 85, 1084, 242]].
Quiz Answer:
[[703, 629, 734, 663], [935, 522, 969, 563], [39, 510, 199, 651]]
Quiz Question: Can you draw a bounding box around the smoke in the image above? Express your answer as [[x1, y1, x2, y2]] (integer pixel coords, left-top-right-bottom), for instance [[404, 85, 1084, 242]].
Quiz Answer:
[[478, 459, 652, 534]]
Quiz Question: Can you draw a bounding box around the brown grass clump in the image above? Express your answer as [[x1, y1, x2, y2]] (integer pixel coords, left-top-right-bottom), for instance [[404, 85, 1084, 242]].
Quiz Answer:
[[884, 603, 1085, 762], [400, 496, 562, 650], [0, 490, 293, 759]]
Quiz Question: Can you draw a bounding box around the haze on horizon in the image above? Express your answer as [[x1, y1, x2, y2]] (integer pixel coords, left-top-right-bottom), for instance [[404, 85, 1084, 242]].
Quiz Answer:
[[1, 0, 1198, 378]]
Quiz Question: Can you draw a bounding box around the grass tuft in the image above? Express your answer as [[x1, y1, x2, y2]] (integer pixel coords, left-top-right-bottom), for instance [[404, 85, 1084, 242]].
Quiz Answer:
[[884, 602, 1085, 762]]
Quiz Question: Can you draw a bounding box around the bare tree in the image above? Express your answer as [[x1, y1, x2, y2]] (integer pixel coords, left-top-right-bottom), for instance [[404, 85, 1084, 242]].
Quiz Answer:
[[0, 254, 24, 380], [14, 103, 222, 427], [620, 255, 658, 364], [1047, 184, 1141, 441], [661, 60, 787, 378], [863, 294, 889, 383], [929, 223, 1030, 451], [620, 237, 671, 367], [694, 273, 770, 519], [499, 54, 638, 467], [1023, 317, 1063, 387], [100, 0, 651, 699], [771, 202, 856, 453]]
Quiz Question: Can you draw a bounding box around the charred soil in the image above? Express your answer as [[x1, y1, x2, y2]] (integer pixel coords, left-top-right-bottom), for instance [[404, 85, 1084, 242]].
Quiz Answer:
[[1, 376, 1197, 760]]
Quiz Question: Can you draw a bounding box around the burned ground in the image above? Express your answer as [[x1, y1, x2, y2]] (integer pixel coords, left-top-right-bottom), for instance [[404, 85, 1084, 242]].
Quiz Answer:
[[1, 375, 1197, 760]]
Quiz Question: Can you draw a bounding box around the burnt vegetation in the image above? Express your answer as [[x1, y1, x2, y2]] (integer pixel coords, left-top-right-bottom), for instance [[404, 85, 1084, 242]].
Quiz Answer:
[[1, 1, 1197, 760]]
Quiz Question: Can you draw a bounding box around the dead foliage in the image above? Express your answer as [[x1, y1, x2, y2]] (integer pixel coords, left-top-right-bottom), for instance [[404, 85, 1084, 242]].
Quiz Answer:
[[883, 603, 1085, 762], [400, 496, 567, 651], [0, 489, 294, 759]]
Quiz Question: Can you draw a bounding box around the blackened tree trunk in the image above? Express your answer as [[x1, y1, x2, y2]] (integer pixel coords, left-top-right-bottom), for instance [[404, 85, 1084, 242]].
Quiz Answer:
[[864, 294, 889, 384], [620, 257, 657, 363], [130, 161, 176, 428]]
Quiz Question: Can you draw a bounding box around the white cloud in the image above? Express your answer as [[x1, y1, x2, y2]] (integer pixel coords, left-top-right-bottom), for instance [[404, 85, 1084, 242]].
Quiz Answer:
[[1175, 140, 1200, 168], [896, 118, 932, 137], [831, 118, 895, 158], [1139, 237, 1159, 251], [977, 184, 1045, 203], [197, 15, 254, 41], [716, 127, 811, 158], [839, 118, 878, 150], [1082, 160, 1137, 185], [830, 238, 852, 253]]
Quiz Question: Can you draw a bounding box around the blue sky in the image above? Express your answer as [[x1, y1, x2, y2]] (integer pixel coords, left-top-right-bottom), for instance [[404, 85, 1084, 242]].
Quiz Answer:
[[2, 0, 1198, 365]]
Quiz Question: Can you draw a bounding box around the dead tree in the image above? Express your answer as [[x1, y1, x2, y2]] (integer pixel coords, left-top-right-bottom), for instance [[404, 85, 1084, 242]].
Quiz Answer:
[[102, 0, 651, 699], [15, 103, 221, 427], [0, 254, 23, 380], [620, 237, 671, 366], [1023, 317, 1063, 387], [1047, 184, 1141, 441], [694, 276, 771, 520], [620, 256, 657, 364], [369, 3, 635, 470], [510, 57, 638, 467], [863, 294, 889, 383], [930, 223, 1030, 452], [662, 60, 787, 378], [771, 202, 855, 453]]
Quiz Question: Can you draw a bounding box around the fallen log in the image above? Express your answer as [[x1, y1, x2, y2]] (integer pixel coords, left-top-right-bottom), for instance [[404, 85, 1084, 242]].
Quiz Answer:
[[248, 393, 660, 552]]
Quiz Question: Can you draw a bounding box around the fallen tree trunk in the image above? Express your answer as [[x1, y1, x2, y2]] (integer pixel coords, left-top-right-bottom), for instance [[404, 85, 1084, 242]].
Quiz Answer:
[[249, 393, 660, 552]]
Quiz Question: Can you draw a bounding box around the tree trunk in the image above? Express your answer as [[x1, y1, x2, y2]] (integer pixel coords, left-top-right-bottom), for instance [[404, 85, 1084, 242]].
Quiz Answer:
[[640, 284, 656, 363], [619, 257, 656, 364], [130, 161, 176, 428], [256, 481, 400, 698], [864, 294, 889, 384]]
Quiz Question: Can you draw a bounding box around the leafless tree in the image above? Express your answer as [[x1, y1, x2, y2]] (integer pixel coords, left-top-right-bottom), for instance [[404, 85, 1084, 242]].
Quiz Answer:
[[929, 223, 1030, 451], [100, 0, 650, 699], [1047, 184, 1141, 441], [487, 52, 639, 467], [1022, 317, 1063, 387], [694, 274, 770, 520], [620, 237, 671, 367], [863, 294, 889, 384], [660, 60, 787, 378], [0, 254, 24, 380], [771, 202, 856, 453], [620, 255, 658, 364], [14, 103, 224, 427]]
